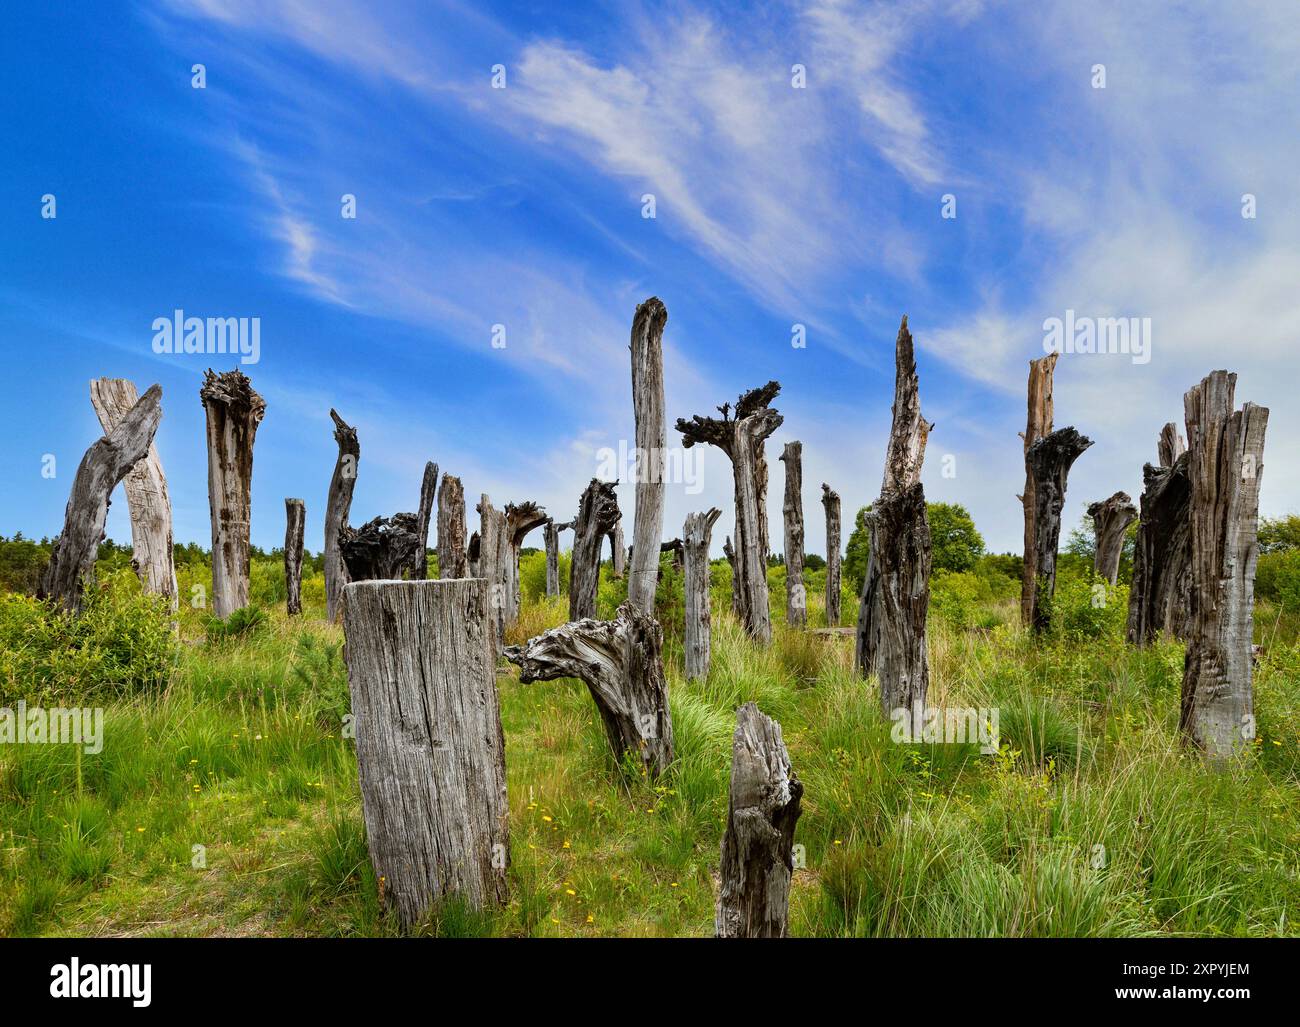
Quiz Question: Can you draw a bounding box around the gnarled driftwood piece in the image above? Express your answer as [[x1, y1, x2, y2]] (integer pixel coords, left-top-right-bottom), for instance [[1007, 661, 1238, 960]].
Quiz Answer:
[[684, 508, 722, 680], [436, 473, 466, 579], [822, 483, 842, 627], [569, 479, 621, 621], [780, 441, 806, 628], [1088, 490, 1137, 585], [1026, 426, 1093, 632], [1019, 353, 1058, 627], [284, 498, 305, 615], [325, 408, 359, 621]]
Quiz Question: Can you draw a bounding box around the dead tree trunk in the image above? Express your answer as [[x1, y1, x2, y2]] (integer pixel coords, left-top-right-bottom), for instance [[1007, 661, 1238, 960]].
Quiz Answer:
[[1026, 426, 1094, 632], [339, 515, 422, 581], [628, 296, 668, 612], [715, 702, 802, 939], [413, 461, 438, 580], [822, 483, 842, 627], [342, 579, 509, 927], [870, 483, 932, 713], [505, 501, 548, 624], [505, 601, 674, 776], [780, 441, 806, 628], [40, 385, 164, 612], [723, 535, 741, 615], [436, 473, 466, 579], [1180, 371, 1268, 757], [201, 370, 265, 619], [609, 524, 626, 579], [325, 408, 359, 621], [89, 377, 176, 610], [544, 519, 569, 598], [1127, 424, 1192, 645], [1088, 491, 1137, 585], [1019, 353, 1059, 627], [284, 498, 305, 615], [477, 495, 510, 653], [684, 508, 722, 680], [677, 382, 783, 642], [467, 532, 480, 578], [569, 479, 621, 621]]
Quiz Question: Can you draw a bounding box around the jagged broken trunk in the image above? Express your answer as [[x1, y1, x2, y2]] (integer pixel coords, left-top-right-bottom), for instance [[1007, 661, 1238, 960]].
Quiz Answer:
[[413, 461, 438, 580], [477, 495, 510, 653], [436, 473, 466, 579], [284, 498, 305, 615], [1019, 352, 1059, 627], [201, 370, 266, 619], [504, 601, 674, 777], [1088, 491, 1137, 585], [1180, 371, 1269, 758], [339, 515, 423, 581], [780, 441, 806, 628], [683, 508, 722, 680], [1025, 426, 1093, 633], [715, 703, 803, 938], [324, 408, 359, 621], [1127, 425, 1192, 645], [868, 482, 932, 714], [569, 479, 621, 621], [505, 501, 548, 625], [822, 484, 841, 627]]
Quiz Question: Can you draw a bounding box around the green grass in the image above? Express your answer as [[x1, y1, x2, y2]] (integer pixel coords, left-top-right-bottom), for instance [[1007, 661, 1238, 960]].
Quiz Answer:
[[2, 579, 1299, 937]]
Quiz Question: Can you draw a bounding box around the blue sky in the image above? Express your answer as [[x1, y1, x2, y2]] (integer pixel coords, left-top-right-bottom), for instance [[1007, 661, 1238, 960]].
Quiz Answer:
[[3, 0, 1298, 558]]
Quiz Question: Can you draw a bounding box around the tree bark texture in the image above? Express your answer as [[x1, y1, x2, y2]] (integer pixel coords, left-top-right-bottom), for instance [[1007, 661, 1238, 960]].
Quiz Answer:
[[569, 479, 621, 621], [1026, 426, 1094, 632], [325, 408, 360, 621], [284, 498, 305, 615], [822, 483, 842, 627], [684, 508, 722, 680], [1088, 490, 1137, 585], [868, 482, 932, 714], [780, 441, 806, 628]]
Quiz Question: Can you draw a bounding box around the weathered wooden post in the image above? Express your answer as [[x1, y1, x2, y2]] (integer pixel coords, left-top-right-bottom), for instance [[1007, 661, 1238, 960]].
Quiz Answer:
[[716, 702, 802, 938], [677, 382, 783, 642], [477, 495, 510, 652], [413, 461, 438, 579], [1180, 371, 1268, 757], [436, 473, 467, 579], [1019, 353, 1059, 627], [1127, 424, 1192, 645], [628, 297, 667, 612], [684, 508, 722, 680], [325, 408, 359, 621], [284, 498, 305, 615], [569, 479, 621, 621], [1026, 426, 1093, 632], [822, 483, 842, 627], [40, 385, 164, 612], [201, 370, 265, 619], [1088, 491, 1137, 585], [505, 501, 547, 625], [780, 441, 806, 628], [544, 518, 569, 598], [89, 377, 177, 610], [505, 601, 674, 776], [343, 579, 509, 928]]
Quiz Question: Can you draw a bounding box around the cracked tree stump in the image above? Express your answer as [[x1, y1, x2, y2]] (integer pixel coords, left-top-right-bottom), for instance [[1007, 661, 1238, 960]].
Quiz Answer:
[[339, 515, 422, 582], [869, 482, 932, 713], [504, 601, 674, 777], [569, 479, 621, 621], [201, 369, 265, 619], [1180, 371, 1268, 758], [325, 408, 359, 621], [715, 702, 803, 938], [822, 483, 842, 627], [505, 501, 548, 624], [284, 498, 305, 615], [1026, 426, 1094, 632], [477, 495, 510, 653], [678, 382, 783, 642], [684, 507, 722, 680], [40, 384, 164, 612], [628, 296, 668, 612], [1088, 491, 1137, 585], [342, 578, 509, 928], [1019, 353, 1059, 627], [1127, 424, 1192, 645], [780, 441, 807, 628], [89, 377, 176, 611], [436, 473, 467, 579], [413, 461, 438, 580]]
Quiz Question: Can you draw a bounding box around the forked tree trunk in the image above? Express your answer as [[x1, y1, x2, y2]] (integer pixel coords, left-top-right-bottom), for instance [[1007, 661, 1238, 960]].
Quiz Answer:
[[609, 524, 626, 579], [780, 442, 806, 628], [413, 461, 438, 580], [723, 535, 741, 615], [628, 297, 668, 612], [477, 495, 510, 652], [325, 408, 360, 621], [89, 377, 176, 610], [342, 579, 509, 928], [1026, 426, 1093, 632], [436, 473, 467, 579], [201, 370, 266, 619], [569, 479, 621, 621], [284, 498, 305, 615], [1019, 353, 1059, 627], [504, 601, 674, 777], [684, 508, 722, 680], [715, 702, 803, 939], [869, 482, 932, 713], [1088, 491, 1137, 585], [1127, 424, 1192, 645], [822, 484, 842, 627], [40, 385, 164, 612], [1180, 371, 1268, 758], [677, 382, 783, 642], [505, 501, 548, 625]]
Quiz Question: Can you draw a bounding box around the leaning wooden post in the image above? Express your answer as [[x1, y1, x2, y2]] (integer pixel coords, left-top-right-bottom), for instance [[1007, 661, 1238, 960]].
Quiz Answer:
[[436, 473, 466, 579], [284, 498, 305, 615], [1088, 491, 1137, 585], [413, 461, 438, 580], [1019, 353, 1059, 627], [1180, 371, 1268, 757], [1127, 425, 1192, 645], [822, 483, 842, 627], [343, 579, 509, 928], [325, 408, 359, 621], [716, 702, 803, 938], [201, 370, 265, 619], [628, 297, 668, 612], [89, 377, 177, 611], [40, 385, 164, 612], [780, 441, 807, 628], [684, 508, 722, 680], [505, 502, 548, 624], [569, 479, 621, 621], [1026, 426, 1093, 632]]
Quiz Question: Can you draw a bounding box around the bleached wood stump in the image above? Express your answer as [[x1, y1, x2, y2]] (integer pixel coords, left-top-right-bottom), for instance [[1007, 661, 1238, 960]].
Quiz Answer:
[[284, 498, 305, 615], [413, 461, 438, 580], [1026, 426, 1093, 633], [684, 508, 722, 680], [628, 296, 667, 612], [325, 409, 360, 622], [436, 473, 467, 579], [822, 483, 842, 627]]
